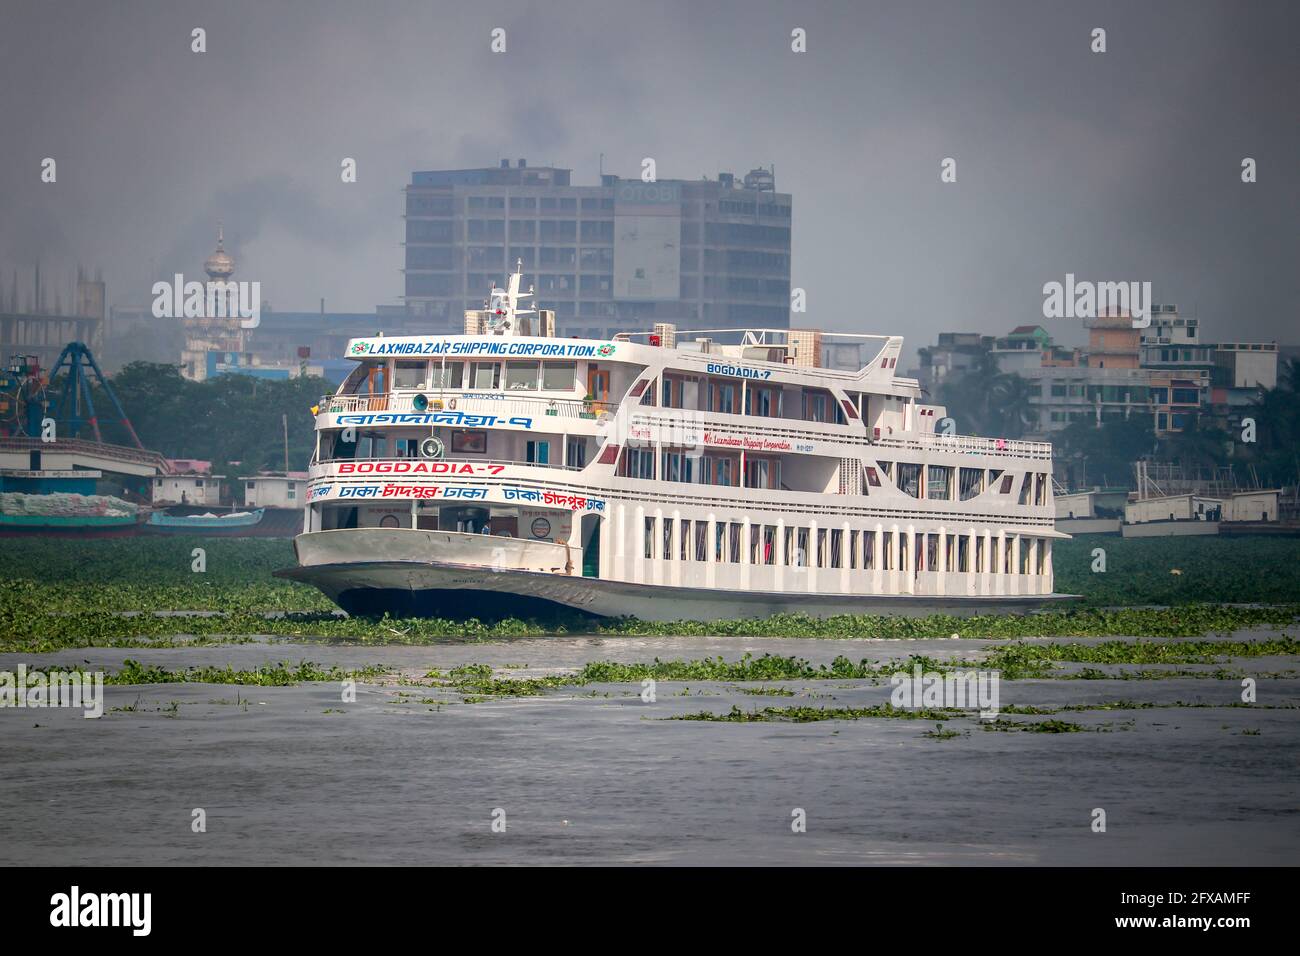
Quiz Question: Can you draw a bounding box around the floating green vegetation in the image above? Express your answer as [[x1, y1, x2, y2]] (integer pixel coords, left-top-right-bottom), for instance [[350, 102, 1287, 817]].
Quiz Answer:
[[429, 663, 576, 699], [923, 721, 964, 739], [106, 659, 388, 686], [672, 702, 962, 723], [982, 637, 1300, 679], [1053, 534, 1300, 607], [4, 581, 1299, 651], [735, 686, 797, 696], [980, 717, 1090, 733]]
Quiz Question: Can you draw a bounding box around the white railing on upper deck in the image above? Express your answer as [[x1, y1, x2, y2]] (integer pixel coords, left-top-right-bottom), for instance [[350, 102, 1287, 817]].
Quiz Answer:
[[630, 410, 1053, 461], [312, 454, 585, 471], [324, 393, 613, 422], [874, 431, 1053, 460]]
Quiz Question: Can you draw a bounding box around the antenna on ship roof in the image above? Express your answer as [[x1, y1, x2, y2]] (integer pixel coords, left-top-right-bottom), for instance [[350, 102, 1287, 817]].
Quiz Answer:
[[486, 258, 536, 335]]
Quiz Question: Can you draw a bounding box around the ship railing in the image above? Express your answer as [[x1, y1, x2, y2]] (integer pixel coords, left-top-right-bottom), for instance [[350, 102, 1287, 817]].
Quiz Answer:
[[627, 411, 1053, 460], [310, 455, 586, 472], [875, 432, 1053, 459], [323, 392, 613, 421]]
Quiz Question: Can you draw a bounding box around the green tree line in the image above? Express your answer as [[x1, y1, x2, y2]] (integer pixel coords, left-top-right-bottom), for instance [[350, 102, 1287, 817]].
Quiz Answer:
[[56, 362, 327, 475]]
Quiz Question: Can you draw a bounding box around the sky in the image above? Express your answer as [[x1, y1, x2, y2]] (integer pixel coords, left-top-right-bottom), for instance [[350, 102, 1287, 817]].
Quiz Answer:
[[1, 0, 1296, 363]]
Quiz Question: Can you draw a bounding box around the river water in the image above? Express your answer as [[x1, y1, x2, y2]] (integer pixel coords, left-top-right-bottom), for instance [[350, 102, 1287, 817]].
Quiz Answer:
[[1, 632, 1296, 865]]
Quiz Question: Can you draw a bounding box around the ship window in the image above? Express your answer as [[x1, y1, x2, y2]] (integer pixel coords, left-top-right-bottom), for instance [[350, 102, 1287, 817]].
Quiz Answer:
[[393, 361, 427, 389], [999, 474, 1014, 495], [1004, 539, 1014, 574], [620, 447, 654, 479], [430, 361, 464, 389], [763, 526, 776, 565], [1034, 473, 1048, 506], [926, 534, 939, 572], [712, 382, 737, 414], [663, 518, 673, 560], [896, 462, 922, 497], [745, 457, 779, 489], [749, 386, 777, 417], [927, 465, 953, 500], [959, 467, 984, 500], [957, 535, 969, 573], [472, 363, 500, 389], [975, 537, 984, 573], [525, 440, 550, 465], [542, 362, 576, 391], [1019, 538, 1032, 574], [863, 530, 876, 570], [899, 534, 908, 573], [882, 532, 894, 570], [680, 519, 691, 560], [865, 467, 881, 488], [849, 530, 859, 569], [644, 517, 655, 559], [830, 529, 843, 568], [1038, 540, 1048, 575], [804, 391, 828, 422], [505, 362, 541, 391], [715, 523, 726, 562], [795, 528, 809, 567], [566, 438, 587, 469], [878, 461, 893, 480], [728, 523, 742, 563], [695, 521, 708, 561], [1018, 474, 1032, 505]]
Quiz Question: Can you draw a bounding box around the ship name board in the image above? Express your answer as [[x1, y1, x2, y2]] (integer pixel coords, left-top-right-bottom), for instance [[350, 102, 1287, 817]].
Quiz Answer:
[[332, 411, 533, 429], [702, 432, 804, 453], [335, 461, 506, 475], [706, 362, 772, 380], [350, 340, 617, 358]]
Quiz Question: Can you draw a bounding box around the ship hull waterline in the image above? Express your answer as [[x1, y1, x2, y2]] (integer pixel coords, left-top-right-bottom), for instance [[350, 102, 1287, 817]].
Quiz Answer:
[[275, 558, 1079, 622]]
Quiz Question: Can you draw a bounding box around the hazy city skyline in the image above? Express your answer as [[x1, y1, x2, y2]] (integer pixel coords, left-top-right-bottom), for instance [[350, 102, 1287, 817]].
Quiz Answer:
[[1, 0, 1296, 362]]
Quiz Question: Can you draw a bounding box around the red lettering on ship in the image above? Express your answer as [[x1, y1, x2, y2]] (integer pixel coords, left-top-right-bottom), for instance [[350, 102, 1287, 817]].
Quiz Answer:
[[336, 461, 484, 475], [701, 432, 795, 453]]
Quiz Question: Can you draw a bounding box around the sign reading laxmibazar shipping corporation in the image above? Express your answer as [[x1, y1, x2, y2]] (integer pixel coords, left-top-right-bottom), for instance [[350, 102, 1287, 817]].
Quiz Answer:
[[349, 340, 618, 358]]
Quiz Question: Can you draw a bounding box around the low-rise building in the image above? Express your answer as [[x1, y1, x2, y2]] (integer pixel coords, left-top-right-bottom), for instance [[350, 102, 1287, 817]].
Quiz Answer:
[[152, 473, 223, 506], [243, 473, 308, 509]]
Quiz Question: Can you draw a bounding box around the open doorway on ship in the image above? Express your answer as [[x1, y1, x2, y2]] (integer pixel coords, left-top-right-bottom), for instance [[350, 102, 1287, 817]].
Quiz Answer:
[[580, 513, 601, 577]]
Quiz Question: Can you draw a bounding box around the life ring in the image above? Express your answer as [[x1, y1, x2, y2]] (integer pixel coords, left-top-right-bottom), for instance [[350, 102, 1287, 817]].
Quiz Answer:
[[449, 398, 458, 410]]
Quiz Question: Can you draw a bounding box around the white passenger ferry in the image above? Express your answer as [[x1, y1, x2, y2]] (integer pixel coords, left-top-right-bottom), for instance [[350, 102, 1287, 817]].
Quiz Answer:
[[278, 266, 1072, 621]]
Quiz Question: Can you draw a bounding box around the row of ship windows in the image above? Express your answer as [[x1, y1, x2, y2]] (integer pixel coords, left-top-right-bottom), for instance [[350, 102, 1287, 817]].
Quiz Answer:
[[640, 518, 1049, 575], [872, 463, 1050, 505], [618, 448, 1051, 506]]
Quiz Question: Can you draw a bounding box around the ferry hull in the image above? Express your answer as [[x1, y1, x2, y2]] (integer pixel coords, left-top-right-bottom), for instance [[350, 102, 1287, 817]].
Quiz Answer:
[[277, 544, 1079, 622]]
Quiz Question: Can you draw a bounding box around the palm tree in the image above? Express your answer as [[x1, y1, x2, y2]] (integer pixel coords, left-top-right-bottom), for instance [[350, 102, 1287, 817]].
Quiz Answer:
[[988, 372, 1036, 439]]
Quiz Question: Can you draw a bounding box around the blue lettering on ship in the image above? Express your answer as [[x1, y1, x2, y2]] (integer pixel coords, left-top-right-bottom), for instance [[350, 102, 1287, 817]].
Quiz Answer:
[[706, 362, 772, 380], [352, 340, 612, 358]]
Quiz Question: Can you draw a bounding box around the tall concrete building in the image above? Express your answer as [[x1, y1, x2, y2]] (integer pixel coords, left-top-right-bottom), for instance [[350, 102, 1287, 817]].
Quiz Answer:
[[402, 160, 791, 338]]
